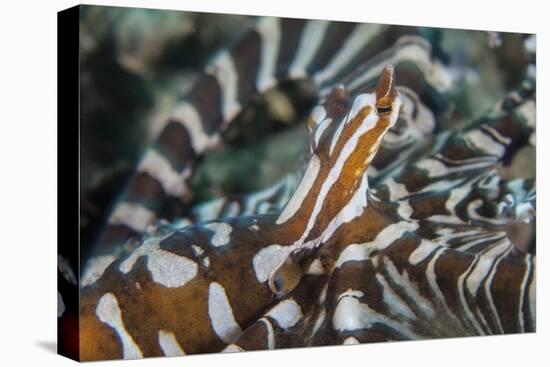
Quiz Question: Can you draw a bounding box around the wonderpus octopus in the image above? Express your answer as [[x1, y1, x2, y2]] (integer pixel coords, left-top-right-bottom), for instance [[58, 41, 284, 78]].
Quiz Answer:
[[57, 16, 536, 361]]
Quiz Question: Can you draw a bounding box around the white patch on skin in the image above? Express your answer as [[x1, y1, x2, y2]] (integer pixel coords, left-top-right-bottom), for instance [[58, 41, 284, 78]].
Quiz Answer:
[[170, 218, 193, 230], [138, 149, 191, 198], [96, 293, 144, 359], [256, 17, 281, 92], [208, 282, 243, 343], [518, 256, 533, 332], [172, 102, 220, 153], [517, 100, 536, 126], [57, 291, 65, 318], [408, 239, 438, 265], [332, 291, 419, 339], [119, 236, 198, 288], [332, 293, 364, 330], [337, 289, 365, 301], [260, 318, 276, 349], [203, 257, 210, 267], [416, 157, 490, 178], [206, 51, 241, 122], [191, 245, 204, 256], [204, 222, 233, 247], [252, 244, 296, 283], [334, 243, 375, 268], [435, 153, 497, 168], [221, 344, 244, 353], [464, 129, 505, 157], [427, 215, 464, 225], [334, 221, 419, 268], [319, 283, 328, 304], [223, 202, 240, 218], [266, 299, 303, 329], [314, 24, 385, 84], [249, 224, 260, 231], [81, 255, 117, 287], [342, 336, 360, 345], [289, 20, 330, 79], [158, 330, 186, 356], [418, 178, 463, 194], [257, 202, 272, 214], [306, 259, 324, 275], [384, 178, 410, 201], [310, 106, 327, 124], [397, 199, 413, 220], [193, 198, 225, 222], [147, 249, 199, 288], [276, 154, 321, 225], [314, 118, 333, 148], [312, 308, 326, 335], [482, 126, 511, 145], [109, 201, 156, 233]]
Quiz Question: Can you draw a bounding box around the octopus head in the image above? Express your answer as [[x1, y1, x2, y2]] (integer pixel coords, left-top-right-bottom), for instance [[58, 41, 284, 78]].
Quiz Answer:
[[308, 64, 402, 179]]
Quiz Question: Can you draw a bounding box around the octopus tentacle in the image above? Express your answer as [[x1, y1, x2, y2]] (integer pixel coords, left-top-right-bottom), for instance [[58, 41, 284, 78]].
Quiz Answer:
[[71, 16, 536, 362]]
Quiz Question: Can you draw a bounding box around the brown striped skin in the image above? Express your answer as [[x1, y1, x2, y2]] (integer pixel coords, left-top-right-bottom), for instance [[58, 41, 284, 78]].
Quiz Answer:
[[99, 224, 140, 251], [90, 21, 433, 260], [72, 20, 536, 361], [279, 106, 377, 241], [277, 66, 401, 244], [78, 200, 406, 360], [307, 22, 356, 73], [80, 215, 279, 360], [78, 69, 406, 360], [78, 74, 535, 361], [231, 31, 262, 103], [185, 75, 223, 135], [80, 309, 123, 360], [275, 19, 306, 78], [125, 172, 166, 211]]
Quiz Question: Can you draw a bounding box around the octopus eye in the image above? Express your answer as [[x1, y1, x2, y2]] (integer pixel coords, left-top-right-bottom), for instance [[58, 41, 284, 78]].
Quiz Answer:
[[268, 257, 302, 297], [376, 105, 392, 114]]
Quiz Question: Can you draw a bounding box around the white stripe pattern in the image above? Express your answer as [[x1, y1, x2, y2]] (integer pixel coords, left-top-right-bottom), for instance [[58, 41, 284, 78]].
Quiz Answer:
[[138, 148, 191, 197], [256, 17, 281, 92], [288, 20, 330, 79], [207, 51, 241, 122]]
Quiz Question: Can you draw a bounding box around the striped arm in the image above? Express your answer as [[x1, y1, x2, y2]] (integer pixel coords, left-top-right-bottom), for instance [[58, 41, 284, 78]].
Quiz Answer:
[[388, 83, 535, 199], [309, 233, 535, 344], [93, 20, 449, 258]]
